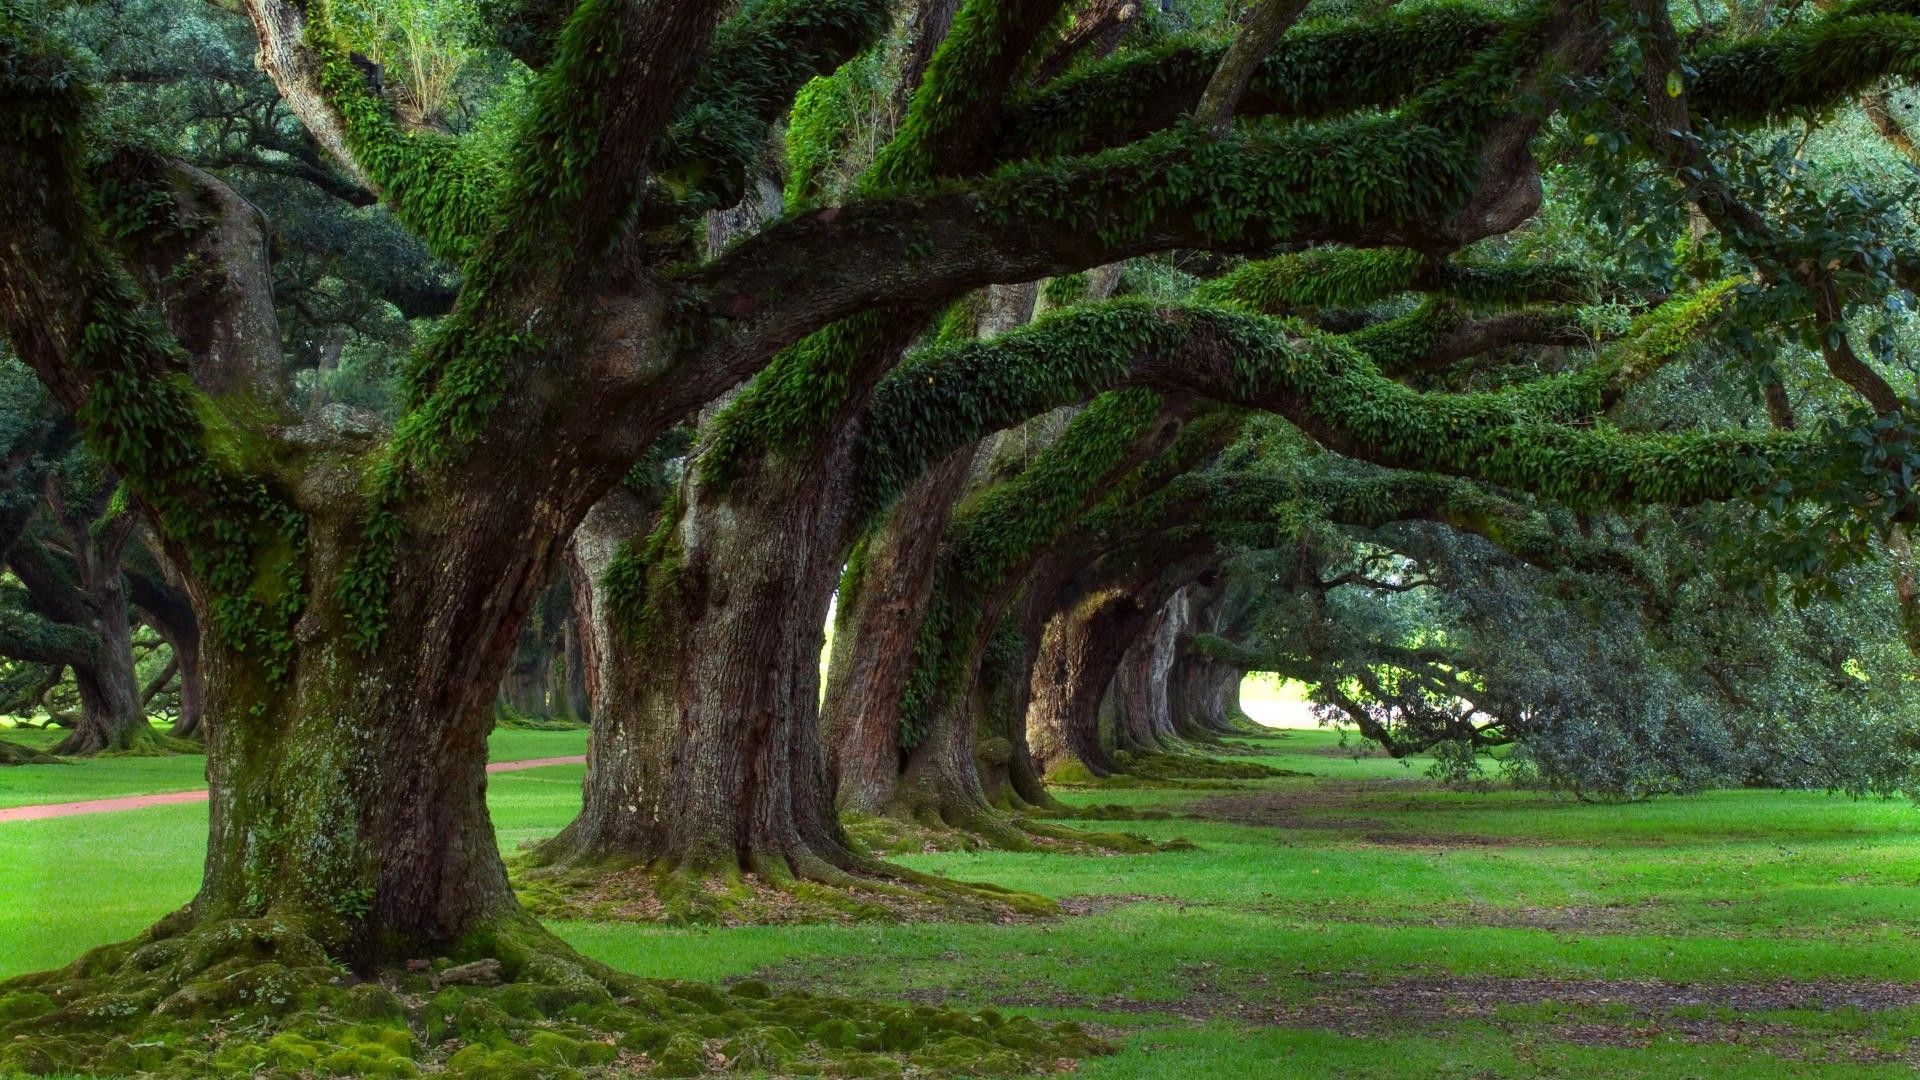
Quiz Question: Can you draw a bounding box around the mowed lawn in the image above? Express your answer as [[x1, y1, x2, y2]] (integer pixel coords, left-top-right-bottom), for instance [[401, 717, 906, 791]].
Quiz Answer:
[[4, 725, 1920, 1077]]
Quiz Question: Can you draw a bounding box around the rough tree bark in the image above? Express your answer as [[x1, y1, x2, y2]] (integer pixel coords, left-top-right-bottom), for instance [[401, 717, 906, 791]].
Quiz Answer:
[[1107, 589, 1189, 756], [1167, 581, 1250, 737], [537, 424, 887, 882], [823, 447, 979, 813]]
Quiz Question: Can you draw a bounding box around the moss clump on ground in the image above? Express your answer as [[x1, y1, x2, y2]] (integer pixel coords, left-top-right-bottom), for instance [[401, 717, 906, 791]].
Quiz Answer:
[[843, 809, 1173, 857], [0, 912, 1105, 1077], [91, 730, 206, 758], [1112, 750, 1302, 781], [0, 738, 62, 765], [1046, 752, 1304, 790], [512, 858, 1061, 927]]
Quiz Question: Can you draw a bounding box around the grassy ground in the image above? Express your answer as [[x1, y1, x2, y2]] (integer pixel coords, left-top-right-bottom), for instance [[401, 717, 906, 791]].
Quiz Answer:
[[3, 726, 1918, 1076], [0, 725, 586, 809]]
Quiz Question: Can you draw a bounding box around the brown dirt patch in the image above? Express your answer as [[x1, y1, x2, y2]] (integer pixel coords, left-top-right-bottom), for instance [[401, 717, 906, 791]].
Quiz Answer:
[[1249, 896, 1665, 935], [982, 973, 1920, 1064], [1057, 894, 1179, 917]]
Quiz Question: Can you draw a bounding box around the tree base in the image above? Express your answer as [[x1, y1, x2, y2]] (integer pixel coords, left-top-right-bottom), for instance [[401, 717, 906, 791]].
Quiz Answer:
[[513, 856, 1061, 926], [0, 909, 1106, 1077], [50, 725, 203, 758]]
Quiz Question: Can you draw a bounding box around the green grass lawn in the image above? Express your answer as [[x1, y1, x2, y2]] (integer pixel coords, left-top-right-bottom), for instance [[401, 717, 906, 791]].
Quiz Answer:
[[4, 726, 1919, 1076], [0, 725, 586, 809]]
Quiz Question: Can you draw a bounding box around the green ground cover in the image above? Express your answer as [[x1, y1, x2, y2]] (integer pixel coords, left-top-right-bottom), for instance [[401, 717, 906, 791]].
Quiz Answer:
[[0, 726, 587, 809], [4, 727, 1917, 1076]]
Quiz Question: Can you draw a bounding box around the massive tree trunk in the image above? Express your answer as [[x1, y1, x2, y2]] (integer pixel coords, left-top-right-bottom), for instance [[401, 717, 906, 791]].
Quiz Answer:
[[1168, 582, 1249, 737], [56, 596, 144, 756], [823, 448, 977, 814], [1171, 650, 1248, 737], [969, 611, 1055, 808], [540, 440, 871, 881], [1029, 589, 1133, 778], [823, 283, 1079, 825], [1107, 592, 1185, 757]]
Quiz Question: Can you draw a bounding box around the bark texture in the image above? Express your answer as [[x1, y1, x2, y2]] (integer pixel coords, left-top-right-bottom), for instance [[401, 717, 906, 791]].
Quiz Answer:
[[541, 434, 880, 880], [823, 448, 977, 813]]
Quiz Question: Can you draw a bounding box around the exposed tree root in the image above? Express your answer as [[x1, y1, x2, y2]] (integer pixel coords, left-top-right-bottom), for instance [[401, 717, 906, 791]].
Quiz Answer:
[[0, 738, 62, 765], [0, 910, 1105, 1077], [50, 725, 203, 758], [513, 855, 1061, 927]]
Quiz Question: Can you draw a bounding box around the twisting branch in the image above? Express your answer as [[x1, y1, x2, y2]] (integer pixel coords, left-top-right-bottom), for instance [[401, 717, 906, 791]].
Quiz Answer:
[[691, 0, 1616, 374], [850, 283, 1778, 519], [1031, 0, 1136, 84], [1631, 0, 1903, 415], [1194, 0, 1315, 135]]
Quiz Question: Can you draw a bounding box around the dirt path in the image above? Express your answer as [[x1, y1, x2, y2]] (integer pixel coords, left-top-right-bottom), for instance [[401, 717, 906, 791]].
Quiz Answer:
[[0, 755, 586, 824]]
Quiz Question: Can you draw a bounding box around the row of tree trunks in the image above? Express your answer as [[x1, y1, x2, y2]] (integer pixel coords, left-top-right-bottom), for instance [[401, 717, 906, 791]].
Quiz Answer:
[[1109, 582, 1257, 748], [1026, 547, 1220, 778], [1168, 581, 1253, 738], [824, 285, 1048, 831]]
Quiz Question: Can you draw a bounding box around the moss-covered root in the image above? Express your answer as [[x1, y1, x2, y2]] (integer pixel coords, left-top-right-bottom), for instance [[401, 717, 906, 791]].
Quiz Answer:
[[513, 856, 1061, 927], [0, 912, 1106, 1077], [0, 738, 62, 765], [49, 725, 203, 759]]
